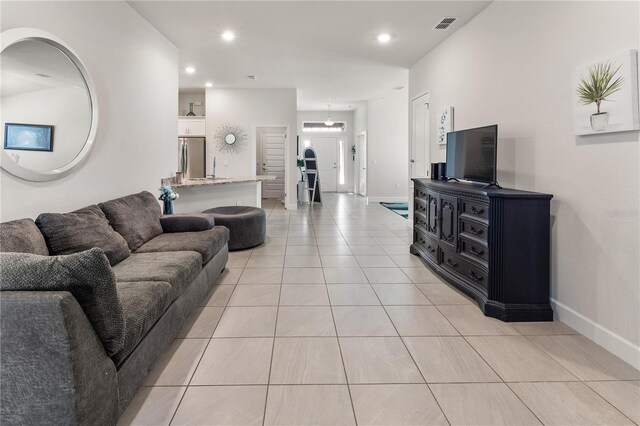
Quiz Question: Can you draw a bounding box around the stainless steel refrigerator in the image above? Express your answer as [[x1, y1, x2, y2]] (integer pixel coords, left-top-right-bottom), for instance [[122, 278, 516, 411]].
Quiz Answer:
[[178, 137, 206, 179]]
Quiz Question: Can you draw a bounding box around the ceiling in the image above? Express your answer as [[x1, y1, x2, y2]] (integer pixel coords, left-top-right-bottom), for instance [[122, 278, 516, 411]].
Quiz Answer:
[[129, 1, 490, 110]]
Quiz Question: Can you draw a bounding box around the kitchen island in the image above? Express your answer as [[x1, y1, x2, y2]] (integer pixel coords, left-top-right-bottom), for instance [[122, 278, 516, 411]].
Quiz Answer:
[[166, 175, 276, 213]]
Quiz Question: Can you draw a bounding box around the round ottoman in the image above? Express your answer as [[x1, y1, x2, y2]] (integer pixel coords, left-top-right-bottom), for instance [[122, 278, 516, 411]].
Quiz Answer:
[[203, 206, 266, 251]]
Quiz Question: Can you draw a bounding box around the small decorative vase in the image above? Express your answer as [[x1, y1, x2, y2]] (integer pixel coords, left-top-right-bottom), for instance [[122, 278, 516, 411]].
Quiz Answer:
[[590, 112, 609, 131], [186, 102, 196, 117], [163, 199, 174, 215]]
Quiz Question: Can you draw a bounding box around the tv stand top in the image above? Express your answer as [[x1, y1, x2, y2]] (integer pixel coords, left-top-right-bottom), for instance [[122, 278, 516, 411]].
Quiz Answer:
[[412, 178, 553, 200]]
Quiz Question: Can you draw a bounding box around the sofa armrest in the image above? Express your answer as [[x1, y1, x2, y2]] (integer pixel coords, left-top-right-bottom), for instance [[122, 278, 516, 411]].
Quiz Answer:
[[160, 214, 215, 233], [1, 291, 118, 425]]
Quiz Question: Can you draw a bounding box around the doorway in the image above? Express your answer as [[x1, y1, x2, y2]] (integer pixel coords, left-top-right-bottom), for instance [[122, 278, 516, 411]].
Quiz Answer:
[[409, 92, 430, 222], [256, 126, 286, 199], [410, 92, 430, 179], [355, 132, 367, 196], [305, 137, 341, 192]]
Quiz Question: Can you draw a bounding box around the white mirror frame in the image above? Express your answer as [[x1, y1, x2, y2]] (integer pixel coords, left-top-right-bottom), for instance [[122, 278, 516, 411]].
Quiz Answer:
[[1, 28, 98, 182]]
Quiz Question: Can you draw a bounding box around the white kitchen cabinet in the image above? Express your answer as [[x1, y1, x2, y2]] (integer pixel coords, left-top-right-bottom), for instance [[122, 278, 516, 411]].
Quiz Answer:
[[178, 118, 206, 136]]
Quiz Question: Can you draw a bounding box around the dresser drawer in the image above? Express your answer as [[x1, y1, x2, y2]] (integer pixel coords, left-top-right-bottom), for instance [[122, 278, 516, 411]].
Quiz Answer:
[[414, 212, 427, 232], [460, 218, 489, 243], [460, 199, 490, 224], [414, 230, 438, 263], [414, 185, 427, 199], [414, 198, 427, 215], [460, 236, 489, 267], [441, 249, 488, 292]]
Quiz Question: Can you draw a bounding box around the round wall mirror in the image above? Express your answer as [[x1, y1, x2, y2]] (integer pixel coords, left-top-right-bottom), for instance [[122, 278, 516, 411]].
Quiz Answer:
[[1, 28, 98, 182], [225, 133, 236, 145]]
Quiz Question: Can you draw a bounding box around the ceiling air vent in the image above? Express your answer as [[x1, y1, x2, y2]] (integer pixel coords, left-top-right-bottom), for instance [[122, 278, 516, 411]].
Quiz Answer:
[[246, 75, 257, 80], [434, 17, 457, 30]]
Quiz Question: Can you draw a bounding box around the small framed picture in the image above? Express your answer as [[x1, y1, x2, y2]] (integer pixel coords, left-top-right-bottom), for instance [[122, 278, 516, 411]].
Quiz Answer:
[[4, 123, 54, 152]]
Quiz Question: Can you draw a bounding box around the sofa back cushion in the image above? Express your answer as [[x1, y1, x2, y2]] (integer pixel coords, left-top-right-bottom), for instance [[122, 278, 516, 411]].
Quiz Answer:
[[99, 191, 163, 252], [36, 205, 130, 266], [0, 218, 49, 255], [0, 248, 125, 356]]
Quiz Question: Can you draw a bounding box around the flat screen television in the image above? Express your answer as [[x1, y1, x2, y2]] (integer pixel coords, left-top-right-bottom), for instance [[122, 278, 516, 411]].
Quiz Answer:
[[446, 125, 497, 184]]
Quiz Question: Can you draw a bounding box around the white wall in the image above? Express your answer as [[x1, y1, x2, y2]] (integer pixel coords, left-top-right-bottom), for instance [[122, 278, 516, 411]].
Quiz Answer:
[[366, 86, 409, 202], [205, 88, 297, 208], [409, 1, 640, 368], [297, 110, 355, 192], [0, 1, 178, 220], [179, 91, 205, 116]]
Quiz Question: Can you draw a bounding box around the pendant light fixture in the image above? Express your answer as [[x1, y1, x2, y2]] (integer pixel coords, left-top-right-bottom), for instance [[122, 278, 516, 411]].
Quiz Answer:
[[324, 104, 334, 127]]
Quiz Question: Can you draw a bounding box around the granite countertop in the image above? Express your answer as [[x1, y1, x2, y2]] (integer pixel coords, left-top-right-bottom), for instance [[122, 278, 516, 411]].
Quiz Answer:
[[169, 175, 276, 188]]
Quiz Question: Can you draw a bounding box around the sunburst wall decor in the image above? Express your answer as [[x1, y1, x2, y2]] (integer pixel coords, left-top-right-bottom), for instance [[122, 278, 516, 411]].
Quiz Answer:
[[214, 123, 247, 153]]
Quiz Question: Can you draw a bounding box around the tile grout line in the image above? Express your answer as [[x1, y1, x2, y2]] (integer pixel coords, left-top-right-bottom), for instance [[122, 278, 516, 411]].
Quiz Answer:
[[167, 239, 251, 425], [260, 257, 284, 426], [369, 279, 453, 426]]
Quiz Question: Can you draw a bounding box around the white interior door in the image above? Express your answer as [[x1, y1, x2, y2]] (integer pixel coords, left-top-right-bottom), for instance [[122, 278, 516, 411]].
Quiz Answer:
[[310, 137, 337, 192], [257, 127, 285, 199], [410, 93, 430, 178], [357, 132, 367, 196]]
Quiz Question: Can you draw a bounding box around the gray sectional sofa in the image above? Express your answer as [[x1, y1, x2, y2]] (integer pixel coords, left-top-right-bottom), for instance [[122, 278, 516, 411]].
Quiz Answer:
[[0, 191, 230, 425]]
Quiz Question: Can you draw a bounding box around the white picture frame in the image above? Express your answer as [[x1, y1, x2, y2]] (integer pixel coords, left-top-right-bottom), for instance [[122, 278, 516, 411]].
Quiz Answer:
[[572, 49, 639, 136], [437, 106, 454, 145]]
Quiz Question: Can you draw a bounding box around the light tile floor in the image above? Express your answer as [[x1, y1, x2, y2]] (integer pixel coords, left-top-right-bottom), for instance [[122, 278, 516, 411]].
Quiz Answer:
[[120, 194, 640, 426]]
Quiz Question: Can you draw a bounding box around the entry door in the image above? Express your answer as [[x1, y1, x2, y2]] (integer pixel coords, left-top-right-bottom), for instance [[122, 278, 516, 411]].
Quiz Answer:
[[357, 133, 367, 196], [257, 127, 286, 199], [410, 93, 430, 178], [310, 137, 338, 192]]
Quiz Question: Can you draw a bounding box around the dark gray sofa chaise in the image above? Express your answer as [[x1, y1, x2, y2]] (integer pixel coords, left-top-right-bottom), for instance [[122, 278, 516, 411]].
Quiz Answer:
[[0, 191, 230, 425]]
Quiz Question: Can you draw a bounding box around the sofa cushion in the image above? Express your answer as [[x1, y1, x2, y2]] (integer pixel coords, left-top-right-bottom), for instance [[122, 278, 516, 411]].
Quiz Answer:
[[0, 218, 49, 255], [136, 226, 229, 264], [0, 248, 125, 356], [35, 205, 130, 266], [111, 251, 202, 301], [99, 191, 163, 252], [112, 281, 173, 366]]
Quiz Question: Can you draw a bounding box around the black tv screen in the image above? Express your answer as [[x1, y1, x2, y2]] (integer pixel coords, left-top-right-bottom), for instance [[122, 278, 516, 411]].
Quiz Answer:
[[446, 125, 497, 184]]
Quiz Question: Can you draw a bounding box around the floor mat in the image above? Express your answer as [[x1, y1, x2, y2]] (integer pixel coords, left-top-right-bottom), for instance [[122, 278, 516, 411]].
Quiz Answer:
[[380, 202, 408, 219]]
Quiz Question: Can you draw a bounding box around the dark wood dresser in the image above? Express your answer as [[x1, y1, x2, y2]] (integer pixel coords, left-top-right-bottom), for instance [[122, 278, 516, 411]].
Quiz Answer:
[[411, 178, 554, 321]]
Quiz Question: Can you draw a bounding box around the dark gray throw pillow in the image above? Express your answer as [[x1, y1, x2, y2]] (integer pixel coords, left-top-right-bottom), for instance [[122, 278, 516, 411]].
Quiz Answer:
[[0, 218, 49, 255], [99, 191, 163, 252], [0, 248, 125, 356], [36, 205, 130, 266]]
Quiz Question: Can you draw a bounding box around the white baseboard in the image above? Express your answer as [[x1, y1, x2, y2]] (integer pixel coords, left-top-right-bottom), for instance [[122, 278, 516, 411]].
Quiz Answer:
[[367, 196, 408, 203], [550, 298, 640, 371], [285, 203, 298, 210]]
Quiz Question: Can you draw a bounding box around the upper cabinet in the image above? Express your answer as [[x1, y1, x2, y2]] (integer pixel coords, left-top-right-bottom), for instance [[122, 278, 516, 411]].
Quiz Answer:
[[178, 118, 206, 137]]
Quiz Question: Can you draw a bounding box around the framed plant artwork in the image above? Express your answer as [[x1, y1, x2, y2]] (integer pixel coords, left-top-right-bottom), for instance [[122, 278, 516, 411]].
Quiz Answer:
[[4, 123, 53, 152], [572, 49, 639, 136], [437, 107, 454, 145]]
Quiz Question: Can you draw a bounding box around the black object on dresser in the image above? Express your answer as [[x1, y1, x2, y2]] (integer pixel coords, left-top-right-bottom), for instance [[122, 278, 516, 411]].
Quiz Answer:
[[411, 178, 553, 322]]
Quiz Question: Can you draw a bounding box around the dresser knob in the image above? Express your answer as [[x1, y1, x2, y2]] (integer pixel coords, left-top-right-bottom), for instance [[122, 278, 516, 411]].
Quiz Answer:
[[471, 206, 485, 215], [447, 259, 458, 268], [470, 271, 484, 281], [470, 246, 485, 256]]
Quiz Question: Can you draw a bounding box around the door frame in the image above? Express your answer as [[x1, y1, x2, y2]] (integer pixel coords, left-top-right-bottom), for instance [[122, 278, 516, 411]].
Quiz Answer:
[[255, 125, 289, 202], [355, 131, 367, 197], [409, 90, 430, 226]]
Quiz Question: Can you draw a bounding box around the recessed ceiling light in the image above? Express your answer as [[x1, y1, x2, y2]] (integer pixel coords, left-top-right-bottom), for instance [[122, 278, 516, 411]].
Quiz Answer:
[[377, 33, 391, 44], [205, 82, 213, 88], [185, 66, 196, 74], [221, 31, 235, 41]]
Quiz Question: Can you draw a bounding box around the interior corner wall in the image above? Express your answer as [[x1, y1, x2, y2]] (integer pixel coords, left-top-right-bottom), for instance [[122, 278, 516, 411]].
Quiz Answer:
[[409, 1, 640, 368], [205, 88, 297, 208], [0, 1, 178, 221], [366, 86, 409, 202]]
